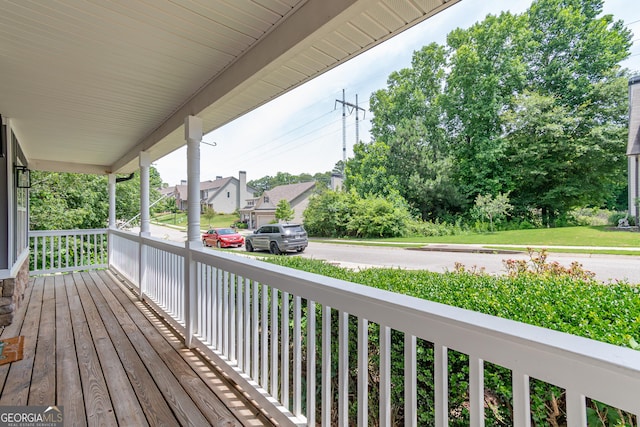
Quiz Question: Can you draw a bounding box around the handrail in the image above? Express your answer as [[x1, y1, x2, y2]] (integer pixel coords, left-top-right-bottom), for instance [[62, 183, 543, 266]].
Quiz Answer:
[[108, 229, 640, 426], [29, 228, 108, 275]]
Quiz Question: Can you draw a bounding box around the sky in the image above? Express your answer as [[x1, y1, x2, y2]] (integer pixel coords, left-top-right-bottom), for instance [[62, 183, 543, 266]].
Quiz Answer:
[[154, 0, 640, 186]]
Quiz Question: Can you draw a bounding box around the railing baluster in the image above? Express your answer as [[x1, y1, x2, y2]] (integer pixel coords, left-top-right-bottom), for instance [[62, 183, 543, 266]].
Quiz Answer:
[[236, 275, 243, 367], [293, 295, 302, 417], [565, 390, 587, 427], [223, 271, 229, 356], [281, 291, 290, 409], [43, 235, 47, 271], [379, 325, 391, 427], [270, 288, 279, 397], [338, 310, 348, 426], [244, 278, 251, 375], [252, 280, 259, 380], [230, 273, 237, 364], [512, 371, 531, 427], [307, 300, 316, 427], [49, 234, 54, 270], [217, 269, 223, 351], [435, 343, 448, 427], [357, 317, 368, 427], [405, 334, 417, 427], [321, 305, 331, 427], [206, 266, 213, 344], [66, 234, 70, 268], [33, 236, 39, 271], [469, 355, 485, 427], [57, 234, 61, 270], [260, 283, 268, 390]]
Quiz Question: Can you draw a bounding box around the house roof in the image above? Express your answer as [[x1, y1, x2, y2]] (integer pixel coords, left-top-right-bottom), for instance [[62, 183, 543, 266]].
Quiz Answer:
[[628, 76, 640, 156], [252, 181, 316, 211], [174, 177, 233, 201], [1, 0, 461, 175]]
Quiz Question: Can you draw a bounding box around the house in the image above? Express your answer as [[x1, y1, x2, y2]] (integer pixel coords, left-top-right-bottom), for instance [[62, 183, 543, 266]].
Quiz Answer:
[[1, 1, 638, 425], [240, 181, 316, 228], [163, 171, 255, 214]]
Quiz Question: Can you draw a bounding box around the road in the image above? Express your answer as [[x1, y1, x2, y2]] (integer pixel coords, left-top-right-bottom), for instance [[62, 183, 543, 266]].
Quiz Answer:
[[300, 242, 640, 284], [137, 224, 640, 284]]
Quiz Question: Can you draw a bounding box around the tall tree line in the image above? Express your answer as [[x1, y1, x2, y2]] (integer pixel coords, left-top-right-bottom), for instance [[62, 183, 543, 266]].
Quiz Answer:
[[345, 0, 632, 226]]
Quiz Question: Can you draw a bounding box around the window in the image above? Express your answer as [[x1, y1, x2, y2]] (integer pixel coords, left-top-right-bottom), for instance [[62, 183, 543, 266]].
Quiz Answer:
[[264, 196, 269, 203], [227, 191, 230, 198]]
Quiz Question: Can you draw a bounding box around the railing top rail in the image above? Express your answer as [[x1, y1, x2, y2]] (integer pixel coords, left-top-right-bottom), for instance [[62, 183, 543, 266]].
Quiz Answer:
[[190, 246, 640, 414], [109, 228, 185, 255], [29, 228, 108, 237]]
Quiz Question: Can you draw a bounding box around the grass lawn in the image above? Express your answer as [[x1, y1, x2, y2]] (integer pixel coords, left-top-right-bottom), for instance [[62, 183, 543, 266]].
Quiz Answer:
[[153, 212, 239, 230], [386, 226, 640, 247], [332, 226, 640, 248]]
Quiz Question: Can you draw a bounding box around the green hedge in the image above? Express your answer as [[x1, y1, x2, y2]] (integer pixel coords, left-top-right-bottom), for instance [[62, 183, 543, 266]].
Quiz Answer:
[[264, 256, 640, 426]]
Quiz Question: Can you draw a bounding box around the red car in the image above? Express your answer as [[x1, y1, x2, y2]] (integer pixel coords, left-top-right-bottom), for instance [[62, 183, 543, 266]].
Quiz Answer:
[[202, 228, 244, 248]]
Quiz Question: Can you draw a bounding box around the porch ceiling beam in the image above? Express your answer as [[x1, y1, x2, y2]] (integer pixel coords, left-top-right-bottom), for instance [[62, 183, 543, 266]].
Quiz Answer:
[[28, 159, 111, 175], [110, 0, 358, 174]]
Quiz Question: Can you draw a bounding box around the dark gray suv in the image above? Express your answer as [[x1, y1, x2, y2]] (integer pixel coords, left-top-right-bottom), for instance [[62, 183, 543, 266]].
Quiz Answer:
[[245, 223, 308, 254]]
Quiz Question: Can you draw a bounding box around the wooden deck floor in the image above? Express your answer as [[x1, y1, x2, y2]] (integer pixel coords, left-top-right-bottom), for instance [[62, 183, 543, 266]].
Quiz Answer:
[[0, 270, 274, 426]]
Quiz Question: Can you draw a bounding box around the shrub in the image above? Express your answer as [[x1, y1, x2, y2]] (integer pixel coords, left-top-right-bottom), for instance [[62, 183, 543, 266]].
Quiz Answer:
[[405, 218, 469, 236], [304, 190, 412, 238], [265, 255, 640, 426]]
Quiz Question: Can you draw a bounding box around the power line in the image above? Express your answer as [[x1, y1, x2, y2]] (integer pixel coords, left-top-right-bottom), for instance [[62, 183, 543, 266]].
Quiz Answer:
[[236, 113, 344, 165]]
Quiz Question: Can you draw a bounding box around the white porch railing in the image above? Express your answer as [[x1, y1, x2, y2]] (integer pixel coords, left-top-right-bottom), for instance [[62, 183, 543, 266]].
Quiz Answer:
[[107, 228, 640, 427], [29, 229, 108, 275]]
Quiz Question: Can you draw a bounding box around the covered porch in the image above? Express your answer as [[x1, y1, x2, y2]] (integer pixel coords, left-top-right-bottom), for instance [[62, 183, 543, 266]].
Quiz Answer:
[[2, 0, 640, 425]]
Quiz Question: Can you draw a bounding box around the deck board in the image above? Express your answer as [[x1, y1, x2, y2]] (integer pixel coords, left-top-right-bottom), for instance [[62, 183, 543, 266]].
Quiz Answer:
[[29, 275, 56, 405], [66, 273, 118, 425], [73, 273, 151, 427], [56, 274, 86, 425], [0, 271, 272, 427]]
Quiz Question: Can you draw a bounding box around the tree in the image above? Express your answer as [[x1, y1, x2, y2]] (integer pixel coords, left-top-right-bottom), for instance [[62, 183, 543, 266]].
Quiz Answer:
[[344, 140, 402, 201], [524, 0, 632, 107], [303, 189, 411, 238], [249, 171, 330, 196], [443, 11, 528, 198], [30, 167, 165, 230], [303, 189, 354, 237], [202, 206, 216, 227], [275, 199, 294, 222], [30, 171, 109, 230], [474, 193, 513, 231], [502, 89, 627, 225], [356, 0, 631, 223]]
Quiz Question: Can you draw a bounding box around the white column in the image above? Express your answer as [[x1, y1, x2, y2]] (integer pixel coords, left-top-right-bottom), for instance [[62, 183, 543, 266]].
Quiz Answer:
[[186, 115, 203, 243], [108, 174, 116, 228], [139, 151, 151, 237], [185, 115, 203, 348], [108, 173, 116, 270]]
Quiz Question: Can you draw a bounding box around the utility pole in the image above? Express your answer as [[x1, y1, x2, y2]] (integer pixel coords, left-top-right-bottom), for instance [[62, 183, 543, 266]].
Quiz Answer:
[[335, 89, 366, 173]]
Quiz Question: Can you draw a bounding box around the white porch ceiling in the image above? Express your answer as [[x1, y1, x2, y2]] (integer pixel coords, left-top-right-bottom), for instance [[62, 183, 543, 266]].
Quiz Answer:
[[0, 0, 460, 175]]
